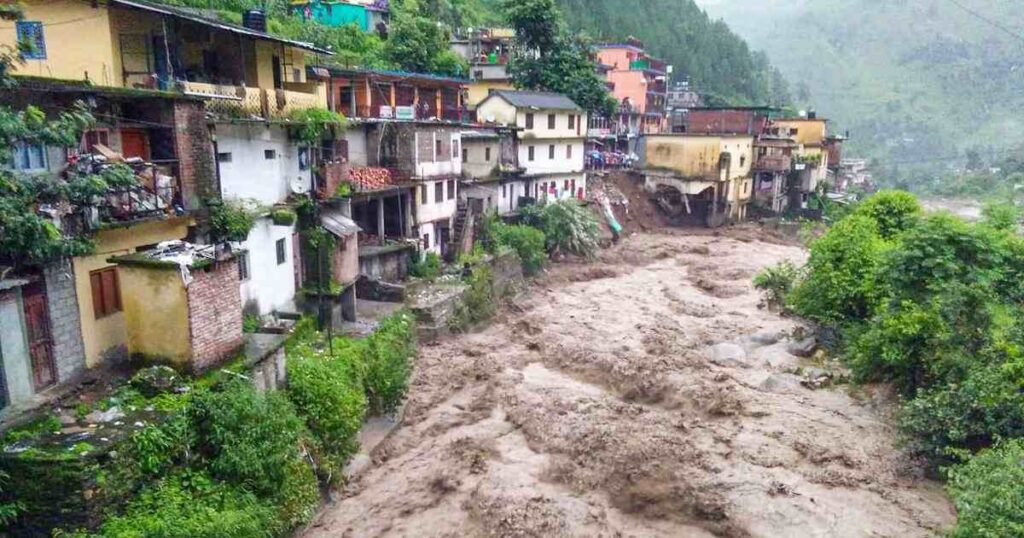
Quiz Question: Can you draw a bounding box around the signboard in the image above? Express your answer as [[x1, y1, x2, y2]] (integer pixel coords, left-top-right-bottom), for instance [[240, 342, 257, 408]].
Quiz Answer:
[[379, 106, 394, 119], [395, 106, 416, 121]]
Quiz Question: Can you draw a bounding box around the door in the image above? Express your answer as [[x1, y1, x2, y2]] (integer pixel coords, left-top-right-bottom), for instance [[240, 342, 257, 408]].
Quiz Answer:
[[21, 282, 56, 391], [438, 225, 451, 259], [120, 129, 149, 159]]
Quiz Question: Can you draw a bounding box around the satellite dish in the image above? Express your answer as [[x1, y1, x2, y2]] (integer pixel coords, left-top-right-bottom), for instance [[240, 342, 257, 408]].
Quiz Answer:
[[290, 176, 310, 195]]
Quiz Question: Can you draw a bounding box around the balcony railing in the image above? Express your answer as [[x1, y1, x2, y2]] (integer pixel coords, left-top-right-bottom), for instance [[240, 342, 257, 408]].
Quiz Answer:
[[182, 82, 323, 119], [344, 104, 472, 123], [100, 182, 179, 223], [754, 155, 793, 173]]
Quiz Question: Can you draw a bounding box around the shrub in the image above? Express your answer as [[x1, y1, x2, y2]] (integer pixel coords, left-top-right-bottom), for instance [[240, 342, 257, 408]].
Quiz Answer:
[[491, 223, 547, 275], [209, 200, 258, 243], [789, 214, 889, 323], [852, 189, 921, 239], [190, 382, 308, 497], [286, 344, 367, 480], [752, 261, 800, 310], [270, 208, 297, 226], [408, 252, 442, 280], [449, 263, 497, 332], [357, 311, 415, 415], [947, 440, 1024, 538], [981, 201, 1019, 232], [534, 200, 600, 259], [82, 471, 276, 538]]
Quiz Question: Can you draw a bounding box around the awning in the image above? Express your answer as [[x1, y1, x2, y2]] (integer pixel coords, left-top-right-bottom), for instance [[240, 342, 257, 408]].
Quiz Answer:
[[321, 208, 361, 238]]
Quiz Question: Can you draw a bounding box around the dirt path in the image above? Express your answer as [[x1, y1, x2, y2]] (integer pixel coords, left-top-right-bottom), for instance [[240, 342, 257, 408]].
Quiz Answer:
[[303, 228, 955, 538]]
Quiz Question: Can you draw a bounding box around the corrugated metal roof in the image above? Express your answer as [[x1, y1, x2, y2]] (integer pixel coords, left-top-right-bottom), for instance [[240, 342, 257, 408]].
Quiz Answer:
[[484, 90, 582, 111], [319, 65, 469, 84], [321, 208, 361, 237], [108, 0, 332, 54], [460, 129, 500, 139]]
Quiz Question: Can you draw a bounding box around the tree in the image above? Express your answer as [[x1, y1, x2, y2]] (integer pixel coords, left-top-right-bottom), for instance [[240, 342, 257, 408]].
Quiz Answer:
[[383, 0, 468, 76], [502, 0, 615, 116]]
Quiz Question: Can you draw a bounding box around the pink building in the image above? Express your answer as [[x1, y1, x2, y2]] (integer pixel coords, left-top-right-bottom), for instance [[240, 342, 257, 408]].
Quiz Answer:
[[596, 39, 669, 140]]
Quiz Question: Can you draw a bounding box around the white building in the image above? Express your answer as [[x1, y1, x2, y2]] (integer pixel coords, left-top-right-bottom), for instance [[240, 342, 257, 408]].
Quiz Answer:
[[460, 127, 525, 215], [213, 122, 309, 315], [475, 90, 588, 203]]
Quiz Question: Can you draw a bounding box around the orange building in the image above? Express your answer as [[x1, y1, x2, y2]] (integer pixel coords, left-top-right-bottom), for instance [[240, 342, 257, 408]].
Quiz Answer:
[[596, 39, 669, 143]]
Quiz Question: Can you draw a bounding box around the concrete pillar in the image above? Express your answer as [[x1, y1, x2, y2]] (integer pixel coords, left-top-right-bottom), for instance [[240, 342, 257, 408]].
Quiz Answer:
[[377, 197, 385, 239], [404, 192, 413, 237]]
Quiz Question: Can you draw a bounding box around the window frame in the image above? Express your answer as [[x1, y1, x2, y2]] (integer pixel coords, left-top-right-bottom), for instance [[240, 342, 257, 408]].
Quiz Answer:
[[447, 179, 455, 200], [238, 252, 251, 281], [485, 147, 491, 161], [89, 267, 122, 320], [566, 144, 573, 159], [421, 183, 429, 204], [568, 114, 575, 130], [276, 238, 287, 265], [16, 21, 46, 60], [434, 181, 444, 203], [548, 145, 555, 159], [547, 114, 556, 129], [10, 141, 48, 172], [264, 149, 277, 160], [528, 146, 535, 161], [525, 113, 534, 129]]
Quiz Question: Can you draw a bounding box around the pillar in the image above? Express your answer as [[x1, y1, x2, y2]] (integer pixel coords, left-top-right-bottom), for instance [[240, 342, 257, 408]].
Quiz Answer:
[[377, 197, 385, 239], [404, 191, 413, 237]]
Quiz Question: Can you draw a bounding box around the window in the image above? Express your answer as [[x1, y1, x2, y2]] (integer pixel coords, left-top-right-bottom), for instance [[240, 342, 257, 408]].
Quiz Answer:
[[9, 142, 47, 172], [568, 114, 575, 129], [525, 113, 534, 129], [16, 22, 46, 59], [84, 130, 109, 152], [564, 180, 569, 191], [434, 181, 443, 202], [435, 138, 442, 161], [548, 145, 555, 159], [740, 155, 746, 167], [528, 146, 535, 161], [547, 114, 556, 129], [421, 183, 428, 204], [566, 144, 573, 159], [447, 179, 455, 200], [502, 184, 507, 197], [89, 267, 121, 319], [217, 152, 232, 163], [452, 139, 460, 160], [238, 252, 251, 281], [264, 149, 277, 160], [422, 234, 430, 249], [276, 238, 286, 265], [462, 148, 468, 163], [485, 147, 491, 161]]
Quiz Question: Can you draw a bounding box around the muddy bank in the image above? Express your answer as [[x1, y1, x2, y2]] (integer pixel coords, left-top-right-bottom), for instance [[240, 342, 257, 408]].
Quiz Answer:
[[302, 228, 955, 538]]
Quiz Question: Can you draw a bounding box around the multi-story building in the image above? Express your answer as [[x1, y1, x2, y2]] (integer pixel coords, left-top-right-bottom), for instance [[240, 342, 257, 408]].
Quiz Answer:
[[291, 0, 390, 33], [769, 115, 831, 208], [476, 90, 588, 202], [595, 39, 670, 148], [638, 133, 755, 225], [460, 127, 525, 216], [449, 28, 517, 107]]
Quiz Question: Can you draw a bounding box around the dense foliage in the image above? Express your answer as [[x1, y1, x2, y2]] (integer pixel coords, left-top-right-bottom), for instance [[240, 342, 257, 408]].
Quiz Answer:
[[753, 261, 799, 310], [774, 189, 1024, 536], [408, 251, 443, 280], [208, 199, 259, 243], [521, 200, 601, 259]]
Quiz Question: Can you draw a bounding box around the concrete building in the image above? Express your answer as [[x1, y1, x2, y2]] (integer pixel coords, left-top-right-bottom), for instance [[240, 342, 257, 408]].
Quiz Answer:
[[291, 0, 390, 32], [476, 90, 588, 203], [769, 116, 831, 208], [460, 127, 526, 216], [449, 28, 517, 107], [595, 39, 670, 147], [638, 133, 755, 225]]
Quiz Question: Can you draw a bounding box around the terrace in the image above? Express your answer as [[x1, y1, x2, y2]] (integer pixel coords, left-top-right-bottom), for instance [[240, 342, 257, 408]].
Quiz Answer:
[[326, 67, 470, 123]]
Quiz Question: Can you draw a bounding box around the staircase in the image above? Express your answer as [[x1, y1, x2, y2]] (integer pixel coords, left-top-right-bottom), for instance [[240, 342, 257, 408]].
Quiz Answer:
[[448, 200, 476, 263]]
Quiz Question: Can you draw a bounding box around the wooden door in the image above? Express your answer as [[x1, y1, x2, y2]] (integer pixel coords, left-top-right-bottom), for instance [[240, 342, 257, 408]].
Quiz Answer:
[[22, 282, 56, 391], [120, 129, 149, 159]]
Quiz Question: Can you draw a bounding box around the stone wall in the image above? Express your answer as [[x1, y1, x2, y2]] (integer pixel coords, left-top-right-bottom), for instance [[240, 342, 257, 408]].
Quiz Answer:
[[187, 261, 243, 372], [43, 259, 86, 383], [359, 244, 414, 282]]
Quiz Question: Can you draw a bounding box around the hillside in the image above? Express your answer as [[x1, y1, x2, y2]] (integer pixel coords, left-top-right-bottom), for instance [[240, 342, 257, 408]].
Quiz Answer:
[[697, 0, 1024, 167], [554, 0, 791, 106]]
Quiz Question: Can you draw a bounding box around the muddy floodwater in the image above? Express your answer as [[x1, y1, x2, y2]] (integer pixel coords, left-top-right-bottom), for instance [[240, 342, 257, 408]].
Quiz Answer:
[[303, 228, 956, 538]]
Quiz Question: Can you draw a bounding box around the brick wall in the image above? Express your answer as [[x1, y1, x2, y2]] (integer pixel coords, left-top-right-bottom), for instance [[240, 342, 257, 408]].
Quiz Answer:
[[186, 261, 243, 372], [43, 259, 86, 383], [686, 110, 767, 136], [173, 101, 217, 213]]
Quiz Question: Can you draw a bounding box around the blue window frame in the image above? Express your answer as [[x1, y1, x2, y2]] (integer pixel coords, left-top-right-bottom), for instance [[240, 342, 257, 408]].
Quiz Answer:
[[8, 142, 48, 172], [16, 21, 46, 60]]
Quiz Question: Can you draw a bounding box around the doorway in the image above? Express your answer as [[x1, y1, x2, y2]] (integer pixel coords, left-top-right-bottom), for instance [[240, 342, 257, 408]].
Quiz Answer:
[[21, 282, 56, 391]]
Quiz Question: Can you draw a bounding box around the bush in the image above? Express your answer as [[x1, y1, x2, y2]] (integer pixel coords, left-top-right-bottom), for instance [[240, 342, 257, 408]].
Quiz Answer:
[[981, 201, 1019, 232], [852, 189, 921, 239], [190, 382, 309, 498], [947, 440, 1024, 538], [357, 311, 415, 415], [449, 264, 497, 332], [753, 261, 800, 309], [82, 471, 276, 538], [286, 343, 367, 480], [789, 214, 889, 323], [209, 200, 258, 243], [491, 223, 547, 275], [270, 208, 297, 226], [533, 200, 601, 259], [408, 252, 442, 280]]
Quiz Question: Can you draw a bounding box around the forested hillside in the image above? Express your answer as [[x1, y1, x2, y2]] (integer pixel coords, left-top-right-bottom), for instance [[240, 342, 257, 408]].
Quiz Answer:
[[698, 0, 1024, 167], [555, 0, 791, 106]]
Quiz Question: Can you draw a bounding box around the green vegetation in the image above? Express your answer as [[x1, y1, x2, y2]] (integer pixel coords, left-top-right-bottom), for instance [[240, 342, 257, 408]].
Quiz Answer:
[[409, 252, 443, 280], [980, 201, 1019, 232], [270, 208, 297, 227], [555, 0, 791, 106], [287, 108, 346, 146], [242, 314, 261, 334], [487, 220, 547, 275], [521, 200, 601, 259], [208, 199, 259, 243], [753, 261, 799, 310], [702, 0, 1024, 166], [768, 189, 1024, 536], [449, 263, 497, 332]]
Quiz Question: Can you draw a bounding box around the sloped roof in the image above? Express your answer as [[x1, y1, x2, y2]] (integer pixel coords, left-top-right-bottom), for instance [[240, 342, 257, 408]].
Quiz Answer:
[[321, 208, 361, 238], [107, 0, 332, 54], [484, 90, 582, 111]]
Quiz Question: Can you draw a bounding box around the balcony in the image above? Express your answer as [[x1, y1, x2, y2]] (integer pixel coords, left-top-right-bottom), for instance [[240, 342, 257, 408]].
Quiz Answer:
[[754, 155, 793, 173], [348, 104, 471, 123], [182, 82, 323, 119]]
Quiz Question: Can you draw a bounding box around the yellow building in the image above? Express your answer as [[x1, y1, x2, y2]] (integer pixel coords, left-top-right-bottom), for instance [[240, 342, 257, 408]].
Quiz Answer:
[[73, 218, 192, 367], [769, 117, 830, 200], [0, 0, 331, 118], [639, 133, 755, 223]]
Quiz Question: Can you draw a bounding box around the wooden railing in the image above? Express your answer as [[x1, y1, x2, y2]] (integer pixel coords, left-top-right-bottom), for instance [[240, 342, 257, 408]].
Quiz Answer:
[[181, 82, 324, 119]]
